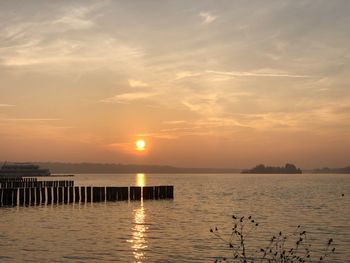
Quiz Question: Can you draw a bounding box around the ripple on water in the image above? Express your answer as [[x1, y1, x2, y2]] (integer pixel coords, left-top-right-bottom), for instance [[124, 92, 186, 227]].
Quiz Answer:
[[0, 173, 349, 262]]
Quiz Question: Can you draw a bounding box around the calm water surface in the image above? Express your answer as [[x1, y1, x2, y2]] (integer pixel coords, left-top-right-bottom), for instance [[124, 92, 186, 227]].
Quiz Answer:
[[0, 173, 349, 262]]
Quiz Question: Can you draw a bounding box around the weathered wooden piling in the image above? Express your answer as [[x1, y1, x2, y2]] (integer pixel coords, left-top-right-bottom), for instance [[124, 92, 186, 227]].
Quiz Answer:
[[1, 176, 174, 207], [35, 188, 40, 205], [24, 188, 30, 206], [106, 187, 128, 201], [52, 187, 58, 204], [41, 188, 46, 204], [130, 186, 141, 201], [93, 187, 105, 202], [2, 188, 16, 206], [58, 187, 63, 203], [81, 186, 86, 203], [157, 186, 167, 199], [86, 187, 92, 202], [143, 186, 154, 200], [101, 187, 106, 202], [166, 185, 174, 199], [63, 187, 68, 204], [106, 187, 116, 201], [3, 189, 9, 206], [74, 186, 80, 203], [47, 188, 52, 204], [68, 187, 73, 203], [19, 188, 24, 206]]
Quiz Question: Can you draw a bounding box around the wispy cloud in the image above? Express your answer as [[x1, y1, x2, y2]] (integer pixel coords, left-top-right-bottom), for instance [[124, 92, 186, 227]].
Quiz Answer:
[[0, 104, 15, 107], [128, 79, 149, 88], [199, 11, 218, 24], [175, 71, 202, 80], [53, 6, 96, 30], [174, 69, 312, 81], [163, 120, 188, 125], [0, 3, 143, 69], [206, 70, 312, 78], [100, 92, 156, 103], [0, 118, 62, 121]]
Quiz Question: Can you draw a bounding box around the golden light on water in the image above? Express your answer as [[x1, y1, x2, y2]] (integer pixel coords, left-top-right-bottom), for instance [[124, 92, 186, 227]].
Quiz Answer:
[[128, 203, 147, 263], [136, 173, 145, 187]]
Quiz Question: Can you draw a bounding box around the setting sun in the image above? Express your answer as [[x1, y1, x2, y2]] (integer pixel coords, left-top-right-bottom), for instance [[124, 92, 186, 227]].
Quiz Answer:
[[135, 139, 146, 151]]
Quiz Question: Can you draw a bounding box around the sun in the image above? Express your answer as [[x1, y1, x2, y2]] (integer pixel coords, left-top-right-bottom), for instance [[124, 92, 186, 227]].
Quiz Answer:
[[135, 139, 146, 151]]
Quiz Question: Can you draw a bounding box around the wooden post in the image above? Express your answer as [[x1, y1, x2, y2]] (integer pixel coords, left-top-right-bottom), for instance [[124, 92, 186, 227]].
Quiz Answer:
[[47, 188, 52, 204], [93, 187, 101, 202], [19, 188, 24, 206], [24, 188, 30, 206], [58, 187, 63, 203], [30, 188, 35, 206], [120, 187, 128, 201], [106, 187, 116, 201], [35, 188, 41, 205], [166, 186, 174, 199], [159, 186, 167, 199], [15, 188, 19, 206], [74, 187, 80, 203], [143, 186, 154, 200], [63, 187, 68, 204], [41, 188, 46, 204], [52, 187, 58, 204], [80, 186, 86, 203], [130, 186, 141, 201], [69, 187, 74, 203], [3, 189, 8, 206], [102, 187, 106, 202], [0, 188, 3, 207], [154, 186, 160, 199], [86, 187, 92, 202], [3, 189, 9, 206]]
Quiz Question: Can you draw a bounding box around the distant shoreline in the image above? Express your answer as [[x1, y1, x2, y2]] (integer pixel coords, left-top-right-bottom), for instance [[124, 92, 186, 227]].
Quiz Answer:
[[2, 162, 349, 174]]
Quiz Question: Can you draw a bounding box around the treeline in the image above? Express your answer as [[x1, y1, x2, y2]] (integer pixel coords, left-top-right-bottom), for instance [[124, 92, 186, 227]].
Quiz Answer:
[[241, 163, 302, 174], [31, 162, 241, 174]]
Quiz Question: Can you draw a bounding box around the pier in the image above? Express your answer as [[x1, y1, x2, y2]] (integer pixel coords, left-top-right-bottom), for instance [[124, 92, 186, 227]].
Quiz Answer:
[[0, 177, 174, 207]]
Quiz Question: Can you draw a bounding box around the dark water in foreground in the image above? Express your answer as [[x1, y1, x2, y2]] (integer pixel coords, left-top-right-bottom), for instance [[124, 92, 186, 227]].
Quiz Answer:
[[0, 173, 349, 262]]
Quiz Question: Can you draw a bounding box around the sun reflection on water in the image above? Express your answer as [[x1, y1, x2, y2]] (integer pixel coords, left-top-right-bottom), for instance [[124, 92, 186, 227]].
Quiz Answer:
[[127, 202, 148, 263], [136, 173, 145, 187], [126, 173, 147, 262]]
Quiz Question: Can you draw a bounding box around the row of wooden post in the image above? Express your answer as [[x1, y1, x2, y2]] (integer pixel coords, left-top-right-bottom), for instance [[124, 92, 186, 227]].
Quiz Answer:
[[0, 180, 74, 189], [0, 186, 174, 207], [0, 177, 37, 183]]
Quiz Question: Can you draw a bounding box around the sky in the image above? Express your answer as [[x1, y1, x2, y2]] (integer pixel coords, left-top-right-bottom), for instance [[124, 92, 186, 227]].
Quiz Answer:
[[0, 0, 350, 168]]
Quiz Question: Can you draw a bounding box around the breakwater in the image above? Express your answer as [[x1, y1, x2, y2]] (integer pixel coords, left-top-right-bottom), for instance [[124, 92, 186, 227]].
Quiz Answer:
[[0, 177, 174, 207]]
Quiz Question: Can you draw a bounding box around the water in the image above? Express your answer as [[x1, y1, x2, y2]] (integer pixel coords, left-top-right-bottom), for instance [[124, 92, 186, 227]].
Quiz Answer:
[[0, 173, 349, 262]]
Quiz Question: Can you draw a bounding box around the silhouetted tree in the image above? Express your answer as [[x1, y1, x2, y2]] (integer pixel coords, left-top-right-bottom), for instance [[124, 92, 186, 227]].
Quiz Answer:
[[211, 215, 335, 262]]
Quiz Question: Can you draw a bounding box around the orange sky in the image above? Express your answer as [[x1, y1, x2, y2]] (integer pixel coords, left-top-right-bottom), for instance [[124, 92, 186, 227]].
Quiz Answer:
[[1, 1, 350, 168]]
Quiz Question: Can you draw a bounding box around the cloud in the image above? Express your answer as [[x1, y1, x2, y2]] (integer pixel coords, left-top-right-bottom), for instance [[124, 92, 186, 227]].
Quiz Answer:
[[175, 71, 202, 80], [53, 6, 96, 30], [199, 11, 218, 24], [0, 118, 62, 121], [163, 120, 187, 125], [174, 69, 312, 81], [206, 70, 311, 78], [136, 132, 179, 140], [1, 36, 143, 68], [0, 104, 15, 107], [0, 2, 144, 69], [100, 92, 156, 103], [128, 79, 149, 88]]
